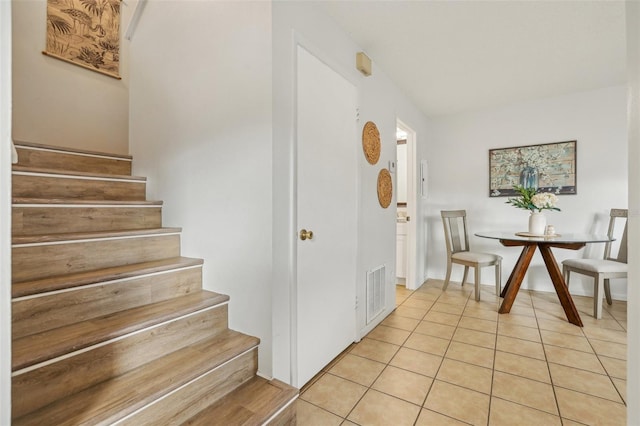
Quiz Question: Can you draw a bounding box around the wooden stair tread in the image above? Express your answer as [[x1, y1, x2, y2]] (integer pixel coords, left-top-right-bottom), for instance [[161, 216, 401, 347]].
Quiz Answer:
[[13, 330, 259, 426], [13, 140, 133, 160], [13, 197, 163, 206], [12, 165, 146, 181], [183, 377, 299, 426], [12, 290, 230, 371], [12, 227, 181, 245], [12, 256, 203, 298]]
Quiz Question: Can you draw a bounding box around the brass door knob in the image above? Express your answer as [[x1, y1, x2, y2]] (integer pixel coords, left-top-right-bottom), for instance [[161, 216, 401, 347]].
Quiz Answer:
[[300, 229, 314, 241]]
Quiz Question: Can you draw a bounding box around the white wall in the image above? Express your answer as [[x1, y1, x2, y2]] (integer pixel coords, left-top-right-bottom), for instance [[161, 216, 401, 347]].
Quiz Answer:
[[625, 0, 639, 420], [129, 0, 273, 376], [272, 1, 430, 383], [426, 86, 628, 299], [12, 0, 131, 154], [1, 1, 12, 421]]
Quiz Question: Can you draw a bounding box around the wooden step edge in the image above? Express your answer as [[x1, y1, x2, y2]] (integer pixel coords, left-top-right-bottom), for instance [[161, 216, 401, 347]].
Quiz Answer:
[[183, 376, 299, 426], [13, 140, 133, 161], [12, 165, 146, 181], [12, 197, 163, 206], [13, 330, 260, 426], [12, 257, 203, 299], [12, 290, 230, 372], [12, 227, 182, 246]]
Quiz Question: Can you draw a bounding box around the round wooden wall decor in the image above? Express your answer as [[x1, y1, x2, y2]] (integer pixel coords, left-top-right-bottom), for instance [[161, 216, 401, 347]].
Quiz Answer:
[[377, 168, 393, 208], [362, 121, 381, 165]]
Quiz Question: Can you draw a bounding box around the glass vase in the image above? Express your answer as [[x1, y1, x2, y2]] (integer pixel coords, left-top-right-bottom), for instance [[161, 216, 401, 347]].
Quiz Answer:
[[519, 166, 539, 190]]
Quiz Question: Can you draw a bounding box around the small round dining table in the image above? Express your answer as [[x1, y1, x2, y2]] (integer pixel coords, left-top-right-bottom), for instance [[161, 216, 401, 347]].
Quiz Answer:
[[475, 231, 613, 327]]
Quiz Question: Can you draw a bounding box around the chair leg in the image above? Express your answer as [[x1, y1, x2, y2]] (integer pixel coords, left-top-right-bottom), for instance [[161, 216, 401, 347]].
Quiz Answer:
[[594, 276, 605, 319], [563, 266, 570, 288], [604, 278, 613, 305], [495, 263, 501, 297], [461, 267, 469, 286], [474, 267, 481, 302], [443, 259, 452, 290]]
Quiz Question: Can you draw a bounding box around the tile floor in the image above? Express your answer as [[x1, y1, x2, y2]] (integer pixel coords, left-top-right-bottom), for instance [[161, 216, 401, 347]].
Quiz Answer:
[[296, 279, 627, 425]]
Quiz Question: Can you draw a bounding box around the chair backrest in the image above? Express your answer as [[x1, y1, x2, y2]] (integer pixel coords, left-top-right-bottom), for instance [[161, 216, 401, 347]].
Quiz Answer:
[[605, 208, 628, 263], [441, 210, 470, 256]]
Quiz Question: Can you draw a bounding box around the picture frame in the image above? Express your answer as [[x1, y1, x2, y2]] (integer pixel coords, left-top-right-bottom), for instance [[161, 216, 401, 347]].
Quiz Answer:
[[489, 140, 577, 197]]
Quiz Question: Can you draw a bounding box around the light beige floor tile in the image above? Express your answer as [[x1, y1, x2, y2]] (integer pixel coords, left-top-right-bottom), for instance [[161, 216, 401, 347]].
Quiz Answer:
[[381, 314, 421, 332], [394, 305, 428, 320], [424, 311, 461, 327], [402, 297, 436, 310], [432, 302, 465, 315], [436, 358, 492, 394], [497, 313, 538, 328], [409, 290, 439, 301], [548, 363, 622, 403], [445, 341, 494, 369], [544, 346, 606, 374], [599, 355, 626, 379], [491, 371, 558, 415], [612, 378, 626, 403], [371, 365, 433, 405], [508, 305, 536, 317], [321, 345, 354, 373], [457, 316, 497, 333], [498, 322, 542, 342], [494, 350, 551, 383], [437, 293, 471, 306], [296, 399, 343, 426], [389, 347, 442, 377], [588, 338, 627, 360], [301, 373, 367, 418], [496, 335, 546, 360], [423, 380, 489, 425], [555, 387, 626, 425], [580, 317, 626, 331], [341, 421, 358, 426], [366, 325, 411, 346], [415, 408, 468, 425], [349, 338, 400, 364], [489, 397, 562, 426], [452, 327, 496, 349], [536, 318, 583, 336], [404, 332, 450, 356], [540, 329, 593, 352], [463, 306, 499, 321], [347, 389, 420, 426], [414, 320, 456, 340], [328, 354, 386, 387]]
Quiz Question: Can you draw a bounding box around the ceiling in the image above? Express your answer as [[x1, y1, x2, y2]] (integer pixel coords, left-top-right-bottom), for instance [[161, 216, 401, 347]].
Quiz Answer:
[[313, 0, 627, 117]]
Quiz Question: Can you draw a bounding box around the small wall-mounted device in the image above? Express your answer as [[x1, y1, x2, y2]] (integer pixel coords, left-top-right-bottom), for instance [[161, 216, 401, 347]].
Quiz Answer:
[[388, 160, 396, 173], [356, 52, 372, 76]]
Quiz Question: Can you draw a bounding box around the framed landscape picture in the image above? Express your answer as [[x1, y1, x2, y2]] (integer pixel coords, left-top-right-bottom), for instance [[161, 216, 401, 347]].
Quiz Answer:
[[489, 140, 577, 197]]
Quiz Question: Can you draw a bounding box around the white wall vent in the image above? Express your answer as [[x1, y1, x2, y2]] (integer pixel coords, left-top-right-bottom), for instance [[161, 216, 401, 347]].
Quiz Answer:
[[366, 265, 386, 324]]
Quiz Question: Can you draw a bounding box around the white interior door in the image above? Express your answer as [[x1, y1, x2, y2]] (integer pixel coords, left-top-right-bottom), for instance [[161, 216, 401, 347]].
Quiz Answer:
[[295, 46, 357, 388]]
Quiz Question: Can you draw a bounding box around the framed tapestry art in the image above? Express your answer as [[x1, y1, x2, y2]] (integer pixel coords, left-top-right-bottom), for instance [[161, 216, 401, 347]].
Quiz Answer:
[[44, 0, 121, 79], [489, 141, 576, 197]]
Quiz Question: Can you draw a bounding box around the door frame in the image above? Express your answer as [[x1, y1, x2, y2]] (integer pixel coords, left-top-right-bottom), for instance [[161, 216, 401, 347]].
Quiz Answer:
[[397, 119, 418, 290]]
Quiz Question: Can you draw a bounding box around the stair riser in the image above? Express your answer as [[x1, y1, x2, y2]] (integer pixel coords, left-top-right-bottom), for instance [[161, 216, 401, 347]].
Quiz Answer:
[[13, 266, 203, 339], [13, 205, 162, 236], [12, 234, 181, 282], [15, 146, 132, 175], [12, 174, 146, 201], [118, 349, 258, 426], [12, 305, 230, 418]]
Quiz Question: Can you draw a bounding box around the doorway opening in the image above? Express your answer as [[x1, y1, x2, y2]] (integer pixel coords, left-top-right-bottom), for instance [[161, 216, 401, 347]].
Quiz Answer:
[[396, 120, 417, 289]]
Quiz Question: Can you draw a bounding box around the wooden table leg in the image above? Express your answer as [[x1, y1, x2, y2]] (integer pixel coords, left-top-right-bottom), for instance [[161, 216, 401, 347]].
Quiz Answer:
[[501, 244, 533, 298], [499, 244, 537, 314], [538, 245, 584, 327]]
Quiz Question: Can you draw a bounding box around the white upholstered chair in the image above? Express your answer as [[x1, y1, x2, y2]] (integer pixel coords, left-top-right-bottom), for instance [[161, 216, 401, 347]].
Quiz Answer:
[[441, 210, 502, 301], [562, 208, 628, 319]]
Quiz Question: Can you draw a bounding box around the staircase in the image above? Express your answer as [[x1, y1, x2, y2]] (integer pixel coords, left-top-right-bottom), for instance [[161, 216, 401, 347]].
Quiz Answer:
[[11, 141, 298, 425]]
